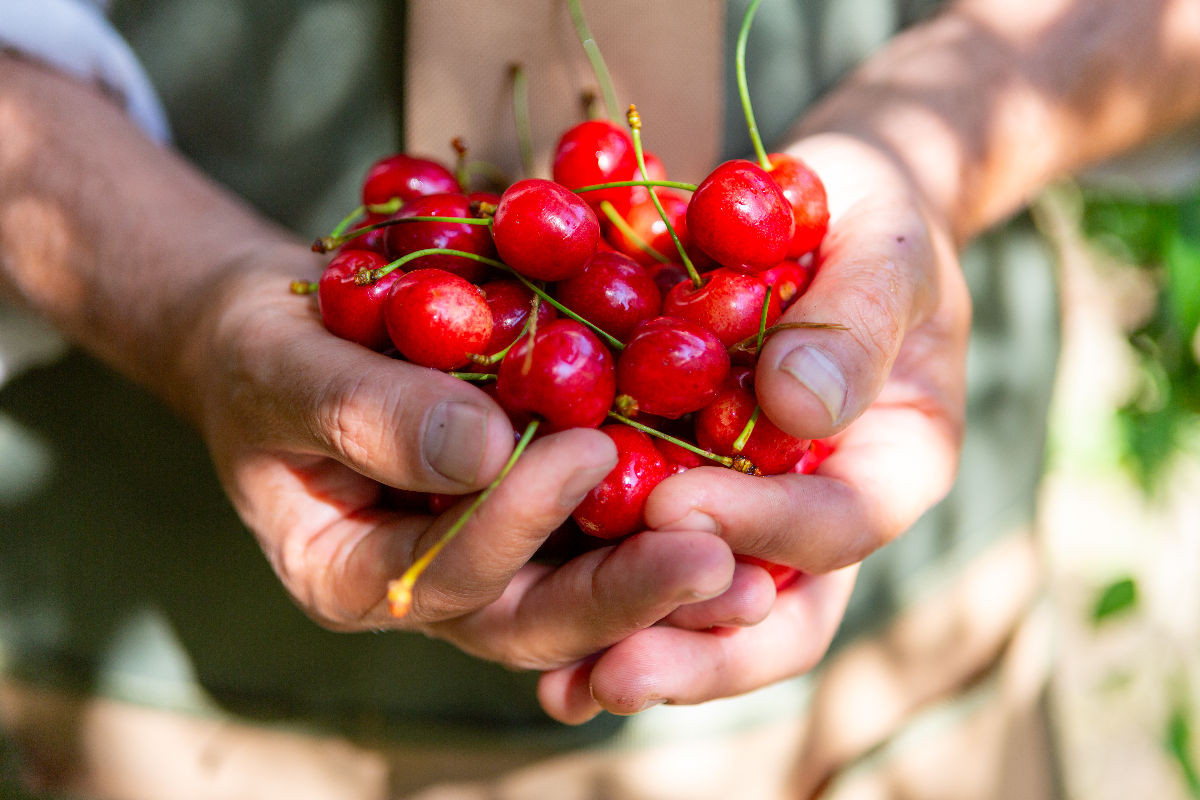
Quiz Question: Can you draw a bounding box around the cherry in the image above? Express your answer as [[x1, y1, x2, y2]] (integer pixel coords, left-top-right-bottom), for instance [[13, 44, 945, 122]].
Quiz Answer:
[[317, 249, 402, 351], [603, 189, 691, 267], [495, 318, 616, 431], [552, 120, 639, 214], [758, 258, 814, 309], [384, 269, 492, 370], [686, 159, 794, 271], [553, 251, 661, 342], [615, 316, 729, 419], [766, 153, 829, 258], [693, 367, 810, 475], [478, 279, 556, 360], [571, 424, 672, 539], [360, 153, 462, 207], [491, 179, 600, 282], [385, 193, 496, 282], [338, 214, 393, 257], [661, 267, 781, 349]]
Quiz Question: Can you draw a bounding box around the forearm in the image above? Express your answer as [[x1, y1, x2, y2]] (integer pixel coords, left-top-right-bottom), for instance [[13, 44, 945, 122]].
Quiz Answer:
[[0, 55, 319, 419], [792, 0, 1200, 243]]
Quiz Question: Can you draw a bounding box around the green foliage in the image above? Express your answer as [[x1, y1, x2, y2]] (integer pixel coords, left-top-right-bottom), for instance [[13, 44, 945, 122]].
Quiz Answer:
[[1080, 189, 1200, 493], [1167, 700, 1200, 798], [1091, 576, 1139, 624]]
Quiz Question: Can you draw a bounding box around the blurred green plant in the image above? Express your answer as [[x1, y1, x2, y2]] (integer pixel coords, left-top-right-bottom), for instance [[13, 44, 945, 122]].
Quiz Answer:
[[1079, 189, 1200, 494]]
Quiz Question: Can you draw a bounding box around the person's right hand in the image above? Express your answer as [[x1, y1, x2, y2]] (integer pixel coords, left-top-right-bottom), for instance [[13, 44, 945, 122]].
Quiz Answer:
[[179, 246, 743, 670]]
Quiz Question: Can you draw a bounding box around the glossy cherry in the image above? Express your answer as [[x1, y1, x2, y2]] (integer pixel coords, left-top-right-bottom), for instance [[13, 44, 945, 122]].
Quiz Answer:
[[766, 152, 830, 258], [360, 153, 462, 207], [478, 279, 556, 360], [491, 179, 600, 281], [759, 258, 814, 309], [603, 188, 691, 267], [317, 249, 402, 351], [495, 318, 616, 431], [616, 316, 730, 419], [571, 424, 673, 539], [553, 251, 661, 342], [552, 120, 639, 214], [385, 192, 495, 282], [661, 267, 781, 349], [384, 269, 492, 370], [686, 159, 794, 271], [693, 367, 810, 475]]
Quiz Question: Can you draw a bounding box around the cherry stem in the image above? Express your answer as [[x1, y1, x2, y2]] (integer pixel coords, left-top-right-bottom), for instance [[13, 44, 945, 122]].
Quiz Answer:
[[757, 285, 774, 353], [606, 412, 734, 468], [451, 137, 471, 189], [731, 406, 761, 453], [728, 321, 849, 357], [469, 294, 541, 366], [598, 200, 670, 264], [736, 0, 771, 170], [567, 0, 619, 123], [626, 105, 702, 287], [387, 418, 541, 618], [368, 247, 625, 351], [509, 63, 536, 178], [315, 215, 490, 252], [448, 372, 498, 381], [575, 179, 698, 193]]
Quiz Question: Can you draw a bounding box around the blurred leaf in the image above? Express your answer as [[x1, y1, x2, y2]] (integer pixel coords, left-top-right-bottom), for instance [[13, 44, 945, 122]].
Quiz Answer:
[[1166, 231, 1200, 337], [1167, 703, 1200, 798], [1092, 576, 1138, 623]]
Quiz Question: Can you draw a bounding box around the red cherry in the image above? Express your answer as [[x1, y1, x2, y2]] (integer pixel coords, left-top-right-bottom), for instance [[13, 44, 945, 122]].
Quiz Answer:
[[385, 193, 495, 282], [616, 316, 730, 419], [629, 150, 668, 205], [686, 160, 794, 271], [554, 251, 662, 342], [793, 437, 834, 475], [758, 258, 814, 309], [495, 319, 616, 431], [479, 279, 556, 359], [661, 267, 782, 349], [571, 425, 672, 539], [766, 153, 829, 258], [693, 367, 810, 475], [384, 269, 492, 370], [645, 261, 691, 299], [491, 179, 600, 281], [603, 189, 691, 267], [361, 153, 462, 207], [552, 120, 639, 214], [338, 214, 392, 257], [317, 250, 402, 350]]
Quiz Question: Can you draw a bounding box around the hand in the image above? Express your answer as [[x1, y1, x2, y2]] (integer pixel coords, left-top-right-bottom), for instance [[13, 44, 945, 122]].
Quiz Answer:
[[184, 247, 741, 669], [538, 134, 971, 721]]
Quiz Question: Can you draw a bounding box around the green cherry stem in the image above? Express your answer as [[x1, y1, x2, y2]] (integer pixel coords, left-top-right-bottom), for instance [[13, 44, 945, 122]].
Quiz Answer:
[[387, 418, 541, 618], [626, 105, 702, 288], [731, 406, 761, 453], [509, 63, 536, 178], [447, 372, 498, 382], [598, 200, 670, 264], [736, 0, 771, 170], [289, 280, 318, 295], [315, 215, 491, 253], [567, 0, 620, 123], [606, 412, 736, 468], [575, 179, 699, 193], [731, 286, 774, 451], [727, 320, 849, 358]]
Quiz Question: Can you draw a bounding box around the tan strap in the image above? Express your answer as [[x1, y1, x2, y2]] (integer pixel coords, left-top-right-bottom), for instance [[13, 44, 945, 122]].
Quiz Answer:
[[403, 0, 724, 185]]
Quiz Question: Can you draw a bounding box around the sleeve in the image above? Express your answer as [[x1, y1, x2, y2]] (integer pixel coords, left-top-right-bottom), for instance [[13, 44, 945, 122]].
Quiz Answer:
[[0, 0, 170, 142]]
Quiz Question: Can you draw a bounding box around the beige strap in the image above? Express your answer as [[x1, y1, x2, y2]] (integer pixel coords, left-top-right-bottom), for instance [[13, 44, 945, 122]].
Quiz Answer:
[[403, 0, 724, 185]]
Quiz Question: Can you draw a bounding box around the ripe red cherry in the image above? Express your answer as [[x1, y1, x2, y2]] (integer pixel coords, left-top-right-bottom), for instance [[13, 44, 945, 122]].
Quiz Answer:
[[479, 279, 556, 359], [495, 319, 616, 431], [360, 153, 462, 207], [759, 258, 815, 309], [686, 160, 794, 271], [662, 267, 782, 349], [616, 316, 730, 419], [554, 251, 662, 342], [766, 153, 830, 258], [317, 250, 402, 350], [385, 193, 495, 282], [491, 179, 600, 281], [384, 269, 492, 370], [571, 425, 673, 539], [339, 214, 393, 257], [552, 120, 639, 214], [694, 367, 810, 475]]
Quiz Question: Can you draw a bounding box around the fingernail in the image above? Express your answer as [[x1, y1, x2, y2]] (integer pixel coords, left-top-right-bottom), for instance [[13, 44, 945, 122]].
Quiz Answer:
[[423, 401, 489, 485], [635, 697, 667, 713], [779, 345, 846, 425], [557, 456, 618, 510], [658, 510, 719, 534]]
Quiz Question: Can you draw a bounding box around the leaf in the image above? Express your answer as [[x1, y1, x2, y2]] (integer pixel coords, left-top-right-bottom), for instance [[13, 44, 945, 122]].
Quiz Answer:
[[1166, 704, 1200, 798], [1092, 576, 1138, 623], [1165, 231, 1200, 338]]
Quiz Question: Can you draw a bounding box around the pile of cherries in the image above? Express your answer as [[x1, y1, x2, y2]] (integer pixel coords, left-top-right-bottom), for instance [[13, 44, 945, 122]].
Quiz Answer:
[[304, 108, 833, 603]]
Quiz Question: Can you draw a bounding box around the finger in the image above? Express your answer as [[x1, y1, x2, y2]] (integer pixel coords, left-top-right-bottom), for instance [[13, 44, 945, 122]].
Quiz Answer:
[[583, 566, 858, 714], [644, 402, 961, 573], [434, 528, 736, 667], [662, 560, 777, 630], [537, 657, 603, 725]]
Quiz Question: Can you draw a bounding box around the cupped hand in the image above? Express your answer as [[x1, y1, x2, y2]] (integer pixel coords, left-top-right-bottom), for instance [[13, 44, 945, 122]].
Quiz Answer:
[[181, 248, 739, 670], [539, 133, 972, 722]]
